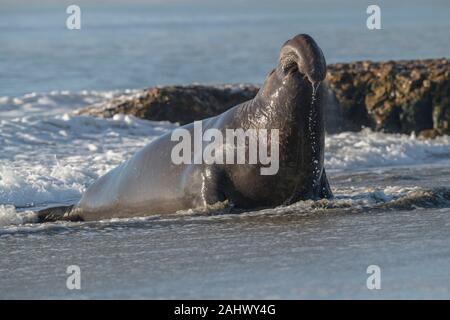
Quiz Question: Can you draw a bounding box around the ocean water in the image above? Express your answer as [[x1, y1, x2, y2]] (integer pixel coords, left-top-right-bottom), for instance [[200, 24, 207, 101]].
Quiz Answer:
[[1, 0, 450, 299], [2, 0, 450, 96]]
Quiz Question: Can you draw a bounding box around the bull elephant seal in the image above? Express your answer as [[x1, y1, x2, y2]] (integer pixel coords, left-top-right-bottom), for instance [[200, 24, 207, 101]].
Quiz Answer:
[[38, 33, 332, 222]]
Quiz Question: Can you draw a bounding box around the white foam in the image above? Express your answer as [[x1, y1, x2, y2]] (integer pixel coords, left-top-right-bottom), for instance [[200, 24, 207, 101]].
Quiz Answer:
[[0, 205, 37, 226], [325, 129, 450, 170], [0, 89, 142, 120], [0, 110, 176, 210]]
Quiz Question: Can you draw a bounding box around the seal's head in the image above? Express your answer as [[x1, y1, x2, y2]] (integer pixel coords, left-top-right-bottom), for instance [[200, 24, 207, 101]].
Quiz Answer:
[[278, 33, 327, 84], [258, 34, 327, 102]]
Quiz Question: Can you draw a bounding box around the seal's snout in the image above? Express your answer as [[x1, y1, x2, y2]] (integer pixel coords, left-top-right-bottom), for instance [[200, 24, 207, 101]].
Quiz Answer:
[[279, 34, 326, 84]]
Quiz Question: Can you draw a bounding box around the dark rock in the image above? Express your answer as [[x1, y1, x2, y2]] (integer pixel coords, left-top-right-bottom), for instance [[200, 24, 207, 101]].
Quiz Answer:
[[326, 59, 449, 135], [77, 84, 259, 125]]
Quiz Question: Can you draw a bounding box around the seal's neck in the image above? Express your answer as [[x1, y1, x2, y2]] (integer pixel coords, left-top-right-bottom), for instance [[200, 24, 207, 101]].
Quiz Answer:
[[252, 66, 319, 129]]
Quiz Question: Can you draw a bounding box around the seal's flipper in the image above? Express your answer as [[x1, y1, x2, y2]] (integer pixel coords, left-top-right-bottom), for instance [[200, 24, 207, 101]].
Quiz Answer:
[[37, 205, 82, 222], [320, 169, 333, 199]]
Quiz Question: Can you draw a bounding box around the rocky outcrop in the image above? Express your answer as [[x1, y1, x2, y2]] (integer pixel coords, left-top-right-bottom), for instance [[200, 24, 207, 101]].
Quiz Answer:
[[77, 59, 450, 136], [78, 84, 259, 125], [326, 59, 450, 136]]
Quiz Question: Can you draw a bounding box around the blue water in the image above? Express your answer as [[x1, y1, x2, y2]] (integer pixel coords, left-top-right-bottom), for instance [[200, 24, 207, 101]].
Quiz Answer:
[[1, 0, 450, 96]]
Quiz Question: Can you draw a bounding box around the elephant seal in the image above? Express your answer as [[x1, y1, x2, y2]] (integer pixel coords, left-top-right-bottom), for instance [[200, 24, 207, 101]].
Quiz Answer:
[[38, 33, 333, 222]]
